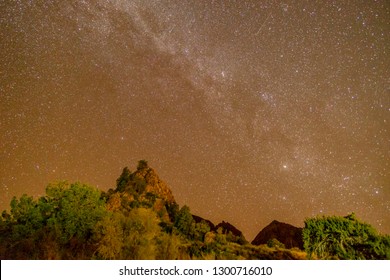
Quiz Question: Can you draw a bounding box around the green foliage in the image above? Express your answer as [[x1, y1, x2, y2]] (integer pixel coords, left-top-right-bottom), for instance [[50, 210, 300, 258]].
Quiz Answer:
[[188, 241, 205, 258], [92, 213, 123, 259], [0, 182, 109, 259], [116, 167, 132, 192], [139, 192, 157, 208], [267, 238, 285, 249], [193, 221, 211, 241], [133, 177, 147, 194], [303, 213, 390, 259], [236, 234, 248, 245], [121, 208, 161, 259], [215, 227, 227, 245], [9, 195, 45, 239], [115, 166, 148, 195], [174, 205, 195, 238], [166, 201, 179, 222], [155, 232, 182, 260], [45, 182, 107, 243], [93, 208, 162, 260]]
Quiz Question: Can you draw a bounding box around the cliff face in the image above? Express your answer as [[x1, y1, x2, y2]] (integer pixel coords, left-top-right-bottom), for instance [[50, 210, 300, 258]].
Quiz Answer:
[[133, 165, 176, 204], [251, 220, 304, 249], [108, 161, 176, 223]]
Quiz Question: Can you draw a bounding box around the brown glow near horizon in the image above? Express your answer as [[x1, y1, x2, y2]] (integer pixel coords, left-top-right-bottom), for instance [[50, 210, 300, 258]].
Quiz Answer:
[[0, 1, 389, 240]]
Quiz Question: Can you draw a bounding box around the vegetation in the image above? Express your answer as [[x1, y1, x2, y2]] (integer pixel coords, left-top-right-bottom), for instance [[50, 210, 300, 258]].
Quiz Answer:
[[0, 160, 388, 260], [303, 213, 390, 260]]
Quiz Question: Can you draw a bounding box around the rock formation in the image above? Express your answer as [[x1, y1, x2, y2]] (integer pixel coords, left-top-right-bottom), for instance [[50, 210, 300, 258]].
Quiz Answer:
[[251, 220, 303, 249]]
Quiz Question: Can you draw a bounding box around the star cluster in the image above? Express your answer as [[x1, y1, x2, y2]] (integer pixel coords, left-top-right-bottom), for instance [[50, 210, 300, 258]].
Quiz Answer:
[[0, 0, 389, 240]]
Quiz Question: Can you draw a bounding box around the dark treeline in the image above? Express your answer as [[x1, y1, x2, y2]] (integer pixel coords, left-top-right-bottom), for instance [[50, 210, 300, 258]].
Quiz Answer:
[[0, 160, 389, 260]]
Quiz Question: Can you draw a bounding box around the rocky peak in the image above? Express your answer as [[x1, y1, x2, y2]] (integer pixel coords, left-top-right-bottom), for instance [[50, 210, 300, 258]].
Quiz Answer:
[[117, 160, 175, 204], [251, 220, 303, 249], [137, 167, 175, 203]]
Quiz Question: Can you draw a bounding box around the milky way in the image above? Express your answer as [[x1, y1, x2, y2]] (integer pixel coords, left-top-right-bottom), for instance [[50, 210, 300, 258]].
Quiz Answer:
[[1, 0, 389, 240]]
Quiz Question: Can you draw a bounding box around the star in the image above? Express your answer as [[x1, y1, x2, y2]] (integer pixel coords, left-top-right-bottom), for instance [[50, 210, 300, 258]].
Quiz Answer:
[[0, 0, 388, 240]]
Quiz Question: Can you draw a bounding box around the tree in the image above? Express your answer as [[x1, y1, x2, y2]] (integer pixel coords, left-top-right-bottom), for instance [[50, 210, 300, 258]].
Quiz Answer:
[[121, 208, 161, 259], [137, 160, 149, 171], [166, 201, 179, 222], [45, 181, 107, 244], [9, 194, 45, 239], [1, 181, 108, 259], [156, 232, 182, 260], [93, 212, 124, 260], [116, 167, 132, 192], [193, 221, 211, 242], [174, 205, 195, 238]]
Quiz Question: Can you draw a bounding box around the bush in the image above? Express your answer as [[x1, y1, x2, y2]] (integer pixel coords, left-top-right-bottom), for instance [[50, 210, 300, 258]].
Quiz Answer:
[[303, 213, 390, 259], [267, 238, 285, 249]]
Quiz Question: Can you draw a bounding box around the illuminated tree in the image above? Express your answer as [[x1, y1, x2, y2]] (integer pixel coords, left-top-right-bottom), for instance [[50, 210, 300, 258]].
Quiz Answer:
[[45, 181, 107, 243]]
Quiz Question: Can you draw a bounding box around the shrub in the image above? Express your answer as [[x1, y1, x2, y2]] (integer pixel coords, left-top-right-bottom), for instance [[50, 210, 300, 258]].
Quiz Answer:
[[303, 213, 390, 259]]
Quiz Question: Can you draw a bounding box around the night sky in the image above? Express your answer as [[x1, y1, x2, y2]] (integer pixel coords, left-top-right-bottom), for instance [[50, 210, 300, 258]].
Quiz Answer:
[[1, 0, 389, 240]]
